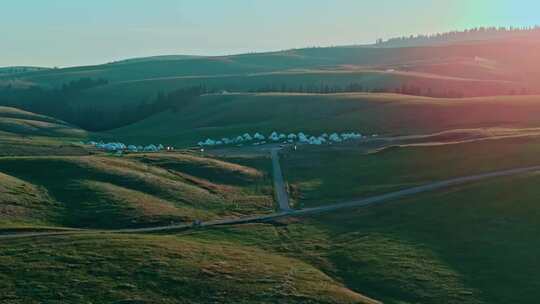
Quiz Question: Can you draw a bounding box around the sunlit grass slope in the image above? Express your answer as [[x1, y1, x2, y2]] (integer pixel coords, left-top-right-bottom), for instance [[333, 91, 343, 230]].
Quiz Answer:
[[109, 93, 540, 147], [0, 154, 273, 229], [0, 172, 59, 228], [0, 106, 87, 138], [0, 106, 89, 157], [0, 135, 90, 157], [3, 40, 536, 119], [73, 68, 518, 110], [282, 135, 540, 207], [193, 170, 540, 304], [0, 234, 376, 304], [7, 40, 537, 88]]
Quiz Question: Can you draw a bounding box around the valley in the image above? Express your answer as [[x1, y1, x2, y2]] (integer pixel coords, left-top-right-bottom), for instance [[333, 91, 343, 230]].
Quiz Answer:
[[2, 25, 540, 303]]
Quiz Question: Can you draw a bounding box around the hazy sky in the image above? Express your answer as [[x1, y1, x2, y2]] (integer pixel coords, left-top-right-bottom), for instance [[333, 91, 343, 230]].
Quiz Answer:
[[2, 0, 539, 67]]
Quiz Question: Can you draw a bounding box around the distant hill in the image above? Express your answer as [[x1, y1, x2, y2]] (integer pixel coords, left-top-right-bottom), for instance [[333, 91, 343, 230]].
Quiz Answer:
[[107, 93, 540, 147], [0, 66, 50, 76], [0, 152, 272, 229], [0, 106, 86, 137], [109, 54, 205, 65], [1, 29, 539, 132], [4, 37, 539, 89]]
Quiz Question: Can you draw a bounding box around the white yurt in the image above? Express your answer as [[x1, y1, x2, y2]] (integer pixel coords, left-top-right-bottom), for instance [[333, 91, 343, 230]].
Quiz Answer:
[[329, 133, 342, 142], [269, 132, 279, 141], [254, 133, 265, 140]]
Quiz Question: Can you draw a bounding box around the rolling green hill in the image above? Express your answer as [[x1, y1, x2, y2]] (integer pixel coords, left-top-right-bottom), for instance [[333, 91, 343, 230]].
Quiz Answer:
[[0, 234, 376, 304], [3, 134, 540, 303], [0, 66, 49, 76], [0, 171, 59, 228], [190, 151, 540, 303], [73, 68, 519, 111], [3, 32, 540, 304], [282, 135, 540, 208], [0, 106, 90, 156], [2, 38, 538, 133], [5, 40, 537, 88], [0, 153, 273, 229], [107, 93, 540, 147], [0, 106, 87, 138]]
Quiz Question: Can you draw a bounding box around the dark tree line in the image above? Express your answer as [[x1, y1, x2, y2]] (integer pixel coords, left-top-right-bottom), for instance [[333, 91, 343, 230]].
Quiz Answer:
[[251, 82, 530, 98], [376, 26, 540, 47], [60, 78, 108, 92], [0, 79, 205, 131]]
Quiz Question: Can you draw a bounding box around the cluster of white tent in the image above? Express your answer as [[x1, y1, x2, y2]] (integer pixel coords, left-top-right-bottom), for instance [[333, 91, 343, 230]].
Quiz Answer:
[[198, 131, 371, 147], [87, 141, 166, 153]]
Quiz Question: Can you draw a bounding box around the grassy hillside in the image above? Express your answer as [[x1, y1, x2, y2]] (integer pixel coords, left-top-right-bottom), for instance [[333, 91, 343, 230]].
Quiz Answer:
[[73, 68, 519, 111], [0, 234, 376, 304], [0, 106, 90, 157], [3, 140, 539, 303], [282, 135, 540, 207], [190, 169, 540, 304], [0, 106, 87, 138], [0, 106, 89, 157], [0, 172, 59, 228], [5, 40, 538, 87], [1, 40, 537, 117], [107, 93, 540, 147], [0, 135, 90, 157], [310, 172, 540, 304], [0, 66, 49, 76], [1, 39, 537, 133], [0, 153, 273, 229]]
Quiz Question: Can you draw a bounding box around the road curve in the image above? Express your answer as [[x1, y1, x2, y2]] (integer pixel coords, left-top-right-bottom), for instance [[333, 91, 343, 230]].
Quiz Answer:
[[2, 165, 540, 240], [271, 148, 292, 212], [290, 165, 540, 216]]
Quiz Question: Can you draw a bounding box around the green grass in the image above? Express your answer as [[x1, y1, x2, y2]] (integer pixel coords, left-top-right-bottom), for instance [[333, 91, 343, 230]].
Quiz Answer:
[[7, 167, 537, 304], [310, 172, 540, 304], [0, 234, 374, 304], [0, 172, 60, 228], [6, 42, 531, 89], [281, 136, 540, 207], [74, 68, 518, 111], [3, 134, 540, 303], [0, 154, 273, 229], [107, 93, 540, 147], [129, 152, 269, 187], [187, 170, 540, 304], [0, 107, 89, 158], [0, 135, 90, 157], [0, 106, 87, 138]]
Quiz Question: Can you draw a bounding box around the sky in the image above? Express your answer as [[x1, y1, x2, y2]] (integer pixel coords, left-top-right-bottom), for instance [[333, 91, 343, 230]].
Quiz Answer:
[[1, 0, 539, 67]]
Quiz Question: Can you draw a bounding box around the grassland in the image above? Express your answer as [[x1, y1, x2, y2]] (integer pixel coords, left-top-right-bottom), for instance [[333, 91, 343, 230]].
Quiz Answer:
[[70, 68, 519, 110], [3, 41, 536, 126], [0, 172, 59, 228], [0, 135, 90, 157], [2, 164, 539, 303], [0, 234, 376, 304], [107, 93, 540, 147], [0, 153, 273, 230], [0, 106, 87, 138], [281, 135, 540, 207], [0, 106, 89, 157], [187, 170, 540, 304], [5, 41, 536, 88], [3, 38, 540, 303], [3, 118, 540, 303]]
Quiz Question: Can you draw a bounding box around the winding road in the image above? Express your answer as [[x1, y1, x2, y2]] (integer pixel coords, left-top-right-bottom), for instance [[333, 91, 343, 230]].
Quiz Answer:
[[3, 158, 540, 240]]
